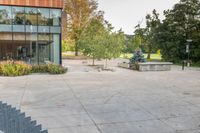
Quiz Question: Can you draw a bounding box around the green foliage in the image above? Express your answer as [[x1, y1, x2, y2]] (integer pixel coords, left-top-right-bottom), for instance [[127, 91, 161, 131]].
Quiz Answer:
[[0, 61, 32, 76], [62, 40, 69, 52], [65, 0, 104, 56], [134, 0, 200, 63], [47, 64, 68, 74], [32, 64, 67, 74], [62, 40, 75, 52], [192, 61, 200, 67], [152, 0, 200, 63], [102, 27, 125, 61], [130, 49, 146, 64], [125, 35, 142, 53], [0, 61, 67, 77], [79, 19, 125, 66], [31, 65, 48, 73], [132, 9, 160, 59], [79, 19, 105, 63]]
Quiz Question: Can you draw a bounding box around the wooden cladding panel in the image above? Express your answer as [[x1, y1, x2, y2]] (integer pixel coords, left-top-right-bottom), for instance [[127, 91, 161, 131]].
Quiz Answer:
[[0, 0, 63, 8]]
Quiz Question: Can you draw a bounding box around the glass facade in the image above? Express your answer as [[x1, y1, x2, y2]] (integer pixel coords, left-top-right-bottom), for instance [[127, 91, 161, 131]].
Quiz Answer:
[[0, 5, 62, 64]]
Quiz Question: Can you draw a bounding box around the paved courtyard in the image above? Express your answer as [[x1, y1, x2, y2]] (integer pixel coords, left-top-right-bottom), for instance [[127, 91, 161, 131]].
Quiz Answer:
[[0, 59, 200, 133]]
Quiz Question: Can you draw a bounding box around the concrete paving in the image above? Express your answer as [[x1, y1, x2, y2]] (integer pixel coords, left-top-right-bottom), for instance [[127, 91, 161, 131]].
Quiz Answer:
[[0, 59, 200, 133]]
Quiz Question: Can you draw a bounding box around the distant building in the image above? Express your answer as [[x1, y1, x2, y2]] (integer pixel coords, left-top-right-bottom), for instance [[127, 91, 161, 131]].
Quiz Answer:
[[0, 0, 63, 64]]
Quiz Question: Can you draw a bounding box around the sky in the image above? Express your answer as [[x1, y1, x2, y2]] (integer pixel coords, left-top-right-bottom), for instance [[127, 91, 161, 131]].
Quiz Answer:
[[98, 0, 179, 35]]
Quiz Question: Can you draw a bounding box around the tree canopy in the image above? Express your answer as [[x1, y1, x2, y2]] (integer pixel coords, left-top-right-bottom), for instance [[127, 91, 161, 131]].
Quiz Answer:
[[79, 19, 125, 66], [64, 0, 104, 56], [133, 0, 200, 63], [153, 0, 200, 62]]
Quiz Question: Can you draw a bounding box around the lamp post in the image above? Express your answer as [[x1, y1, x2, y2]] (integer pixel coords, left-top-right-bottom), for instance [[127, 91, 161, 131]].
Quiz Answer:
[[186, 39, 192, 67]]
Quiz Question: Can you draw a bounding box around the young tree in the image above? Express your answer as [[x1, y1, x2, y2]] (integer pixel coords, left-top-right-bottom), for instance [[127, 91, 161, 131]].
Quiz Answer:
[[145, 9, 160, 59], [125, 34, 142, 53], [102, 24, 125, 68], [64, 0, 103, 56], [133, 12, 160, 58], [79, 20, 125, 68], [133, 25, 147, 52], [79, 19, 105, 65]]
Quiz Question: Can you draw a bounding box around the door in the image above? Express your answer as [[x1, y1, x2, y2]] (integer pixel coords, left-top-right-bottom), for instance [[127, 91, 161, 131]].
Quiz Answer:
[[38, 42, 51, 64]]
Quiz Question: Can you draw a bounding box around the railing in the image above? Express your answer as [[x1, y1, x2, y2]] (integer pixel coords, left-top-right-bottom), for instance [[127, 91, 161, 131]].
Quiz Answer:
[[0, 101, 48, 133]]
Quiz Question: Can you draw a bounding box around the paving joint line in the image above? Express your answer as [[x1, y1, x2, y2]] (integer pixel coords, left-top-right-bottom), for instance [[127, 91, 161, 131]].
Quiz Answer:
[[62, 76, 103, 133], [19, 77, 29, 109]]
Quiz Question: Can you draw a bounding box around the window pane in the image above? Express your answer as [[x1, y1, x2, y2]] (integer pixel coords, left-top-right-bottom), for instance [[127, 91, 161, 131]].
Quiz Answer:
[[50, 26, 61, 33], [0, 33, 12, 40], [25, 7, 37, 25], [38, 26, 49, 33], [13, 33, 25, 41], [38, 8, 50, 26], [13, 25, 25, 32], [50, 9, 61, 26], [38, 33, 50, 41], [0, 6, 12, 24], [12, 6, 25, 25], [26, 33, 37, 41], [0, 24, 12, 32], [26, 25, 37, 33]]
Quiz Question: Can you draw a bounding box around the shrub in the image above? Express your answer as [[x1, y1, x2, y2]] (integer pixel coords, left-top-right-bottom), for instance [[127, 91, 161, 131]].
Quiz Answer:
[[130, 49, 146, 70], [31, 64, 67, 74], [0, 61, 67, 76], [0, 61, 32, 76], [47, 64, 67, 74], [130, 49, 146, 64], [31, 65, 48, 73]]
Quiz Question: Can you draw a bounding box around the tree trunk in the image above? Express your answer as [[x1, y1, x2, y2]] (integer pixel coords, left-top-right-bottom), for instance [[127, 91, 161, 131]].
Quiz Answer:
[[75, 44, 78, 56], [75, 39, 78, 56], [105, 59, 108, 69], [147, 44, 152, 59], [92, 56, 95, 66]]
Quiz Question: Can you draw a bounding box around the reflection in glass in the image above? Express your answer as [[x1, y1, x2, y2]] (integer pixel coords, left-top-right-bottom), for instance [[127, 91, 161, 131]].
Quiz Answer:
[[0, 25, 12, 32], [26, 25, 37, 33], [0, 33, 12, 40], [38, 33, 50, 41], [12, 6, 25, 25], [50, 27, 61, 33], [50, 9, 61, 26], [26, 33, 37, 41], [13, 33, 25, 40], [13, 25, 25, 32], [0, 5, 61, 64], [38, 26, 49, 33], [25, 7, 37, 25], [38, 43, 51, 64], [0, 6, 12, 24], [38, 8, 50, 26]]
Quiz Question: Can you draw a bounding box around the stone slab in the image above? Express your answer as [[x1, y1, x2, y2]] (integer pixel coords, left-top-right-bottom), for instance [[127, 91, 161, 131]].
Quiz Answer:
[[118, 62, 130, 69], [138, 62, 173, 71]]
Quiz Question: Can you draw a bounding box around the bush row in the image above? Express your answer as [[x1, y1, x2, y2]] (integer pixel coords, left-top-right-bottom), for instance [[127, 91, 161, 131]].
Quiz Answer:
[[0, 61, 67, 77]]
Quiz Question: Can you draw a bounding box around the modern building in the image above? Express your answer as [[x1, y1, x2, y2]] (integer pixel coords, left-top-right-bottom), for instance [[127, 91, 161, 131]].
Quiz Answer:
[[0, 0, 63, 64]]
